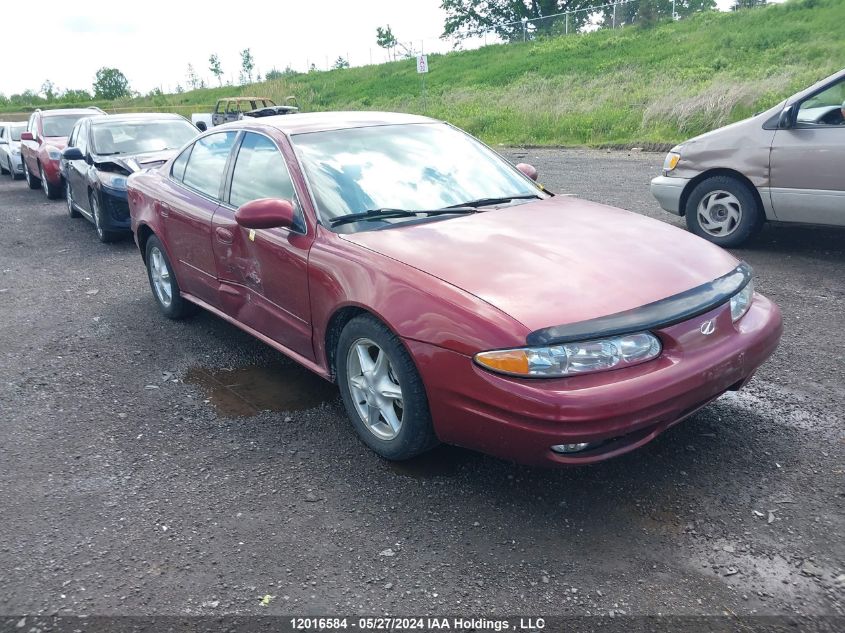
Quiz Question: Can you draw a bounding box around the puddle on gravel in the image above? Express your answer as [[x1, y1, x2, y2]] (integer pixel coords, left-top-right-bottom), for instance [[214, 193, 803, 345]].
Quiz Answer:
[[185, 364, 338, 417]]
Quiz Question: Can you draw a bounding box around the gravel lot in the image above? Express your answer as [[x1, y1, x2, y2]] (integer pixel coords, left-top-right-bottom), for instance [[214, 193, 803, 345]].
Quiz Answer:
[[0, 148, 842, 620]]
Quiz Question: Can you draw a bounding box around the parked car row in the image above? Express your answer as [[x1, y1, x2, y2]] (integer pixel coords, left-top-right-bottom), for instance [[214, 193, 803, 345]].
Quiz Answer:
[[16, 80, 826, 465], [13, 107, 198, 241]]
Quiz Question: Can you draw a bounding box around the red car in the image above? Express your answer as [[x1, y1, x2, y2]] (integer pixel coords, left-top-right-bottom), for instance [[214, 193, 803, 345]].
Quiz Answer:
[[127, 112, 782, 467], [20, 107, 104, 199]]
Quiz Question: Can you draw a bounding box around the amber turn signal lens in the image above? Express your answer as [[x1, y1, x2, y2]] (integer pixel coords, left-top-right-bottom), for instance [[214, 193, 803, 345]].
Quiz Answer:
[[474, 350, 530, 375]]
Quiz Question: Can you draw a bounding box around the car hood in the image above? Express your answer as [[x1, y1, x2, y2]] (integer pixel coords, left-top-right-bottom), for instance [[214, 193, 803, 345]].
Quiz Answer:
[[44, 136, 69, 151], [340, 197, 740, 333], [94, 149, 178, 174]]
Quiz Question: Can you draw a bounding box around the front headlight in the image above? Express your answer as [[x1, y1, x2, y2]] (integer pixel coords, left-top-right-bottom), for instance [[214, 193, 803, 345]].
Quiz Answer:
[[46, 146, 62, 161], [730, 280, 754, 322], [662, 151, 681, 172], [474, 332, 662, 378], [98, 172, 128, 190]]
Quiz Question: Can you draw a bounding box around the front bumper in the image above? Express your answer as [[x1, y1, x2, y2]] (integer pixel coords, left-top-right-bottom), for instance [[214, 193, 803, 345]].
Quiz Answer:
[[650, 175, 690, 215], [97, 187, 132, 231], [41, 158, 63, 186], [407, 294, 782, 467]]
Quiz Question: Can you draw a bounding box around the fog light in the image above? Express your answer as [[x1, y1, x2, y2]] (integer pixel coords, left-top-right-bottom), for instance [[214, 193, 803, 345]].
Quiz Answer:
[[551, 442, 591, 454]]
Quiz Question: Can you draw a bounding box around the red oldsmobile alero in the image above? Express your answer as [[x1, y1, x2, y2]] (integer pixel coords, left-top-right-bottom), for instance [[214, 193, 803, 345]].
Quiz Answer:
[[126, 112, 782, 466]]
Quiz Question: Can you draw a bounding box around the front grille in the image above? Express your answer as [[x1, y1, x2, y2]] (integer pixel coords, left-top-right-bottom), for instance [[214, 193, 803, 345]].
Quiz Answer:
[[103, 193, 130, 222]]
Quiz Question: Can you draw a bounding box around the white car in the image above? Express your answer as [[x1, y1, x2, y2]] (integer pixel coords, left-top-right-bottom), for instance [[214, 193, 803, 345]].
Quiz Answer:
[[0, 121, 26, 180]]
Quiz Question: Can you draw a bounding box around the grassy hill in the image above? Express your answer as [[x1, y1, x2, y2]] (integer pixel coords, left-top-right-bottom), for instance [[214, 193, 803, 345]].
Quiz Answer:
[[4, 0, 843, 146]]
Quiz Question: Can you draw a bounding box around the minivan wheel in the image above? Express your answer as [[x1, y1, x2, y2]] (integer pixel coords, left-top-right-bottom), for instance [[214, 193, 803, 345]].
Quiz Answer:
[[144, 235, 196, 320], [24, 160, 40, 189], [685, 176, 763, 248], [336, 315, 438, 461]]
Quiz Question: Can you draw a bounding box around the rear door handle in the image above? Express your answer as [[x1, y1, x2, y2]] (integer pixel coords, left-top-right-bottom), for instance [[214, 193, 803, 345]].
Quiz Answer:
[[216, 227, 234, 244]]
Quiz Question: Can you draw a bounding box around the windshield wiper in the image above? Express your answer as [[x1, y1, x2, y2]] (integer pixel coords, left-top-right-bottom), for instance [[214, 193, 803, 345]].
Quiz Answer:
[[444, 193, 542, 209], [96, 151, 122, 156], [329, 207, 477, 228]]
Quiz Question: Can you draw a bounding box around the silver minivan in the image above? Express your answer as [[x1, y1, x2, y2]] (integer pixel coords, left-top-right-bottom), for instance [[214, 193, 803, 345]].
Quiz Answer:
[[651, 68, 845, 247]]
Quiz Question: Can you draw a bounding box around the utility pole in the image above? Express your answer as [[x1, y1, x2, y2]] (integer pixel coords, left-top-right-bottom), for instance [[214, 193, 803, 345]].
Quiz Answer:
[[613, 2, 617, 29]]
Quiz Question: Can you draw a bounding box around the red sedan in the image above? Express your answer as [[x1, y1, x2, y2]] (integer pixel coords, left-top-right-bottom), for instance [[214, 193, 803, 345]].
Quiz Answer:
[[127, 112, 782, 466]]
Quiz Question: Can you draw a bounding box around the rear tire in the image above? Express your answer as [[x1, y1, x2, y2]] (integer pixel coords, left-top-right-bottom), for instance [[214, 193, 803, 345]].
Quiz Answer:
[[24, 160, 40, 189], [685, 176, 763, 248], [336, 314, 438, 461], [144, 235, 196, 320]]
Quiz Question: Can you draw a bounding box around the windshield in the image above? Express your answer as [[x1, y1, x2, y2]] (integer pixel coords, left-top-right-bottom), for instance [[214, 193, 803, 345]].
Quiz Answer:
[[292, 123, 542, 228], [92, 119, 197, 155], [42, 114, 87, 137], [10, 124, 25, 141]]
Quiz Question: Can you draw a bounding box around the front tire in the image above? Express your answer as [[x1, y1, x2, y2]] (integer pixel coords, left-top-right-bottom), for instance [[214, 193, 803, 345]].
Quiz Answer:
[[144, 235, 196, 320], [685, 176, 763, 248], [40, 164, 62, 199], [90, 191, 120, 243], [336, 315, 438, 461], [24, 160, 40, 189], [0, 159, 8, 175], [66, 182, 81, 218]]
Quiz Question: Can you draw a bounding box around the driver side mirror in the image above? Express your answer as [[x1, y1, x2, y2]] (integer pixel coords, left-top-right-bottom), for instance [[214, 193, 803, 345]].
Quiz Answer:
[[235, 198, 295, 230], [62, 147, 84, 161], [20, 131, 34, 142], [778, 106, 794, 130], [516, 162, 538, 181]]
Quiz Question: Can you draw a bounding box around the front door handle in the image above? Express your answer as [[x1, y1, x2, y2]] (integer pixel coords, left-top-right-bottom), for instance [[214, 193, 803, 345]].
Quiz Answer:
[[158, 202, 171, 217], [216, 227, 234, 244]]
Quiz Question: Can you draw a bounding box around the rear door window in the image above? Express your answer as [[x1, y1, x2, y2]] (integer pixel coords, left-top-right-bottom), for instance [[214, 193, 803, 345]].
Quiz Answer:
[[182, 132, 237, 199]]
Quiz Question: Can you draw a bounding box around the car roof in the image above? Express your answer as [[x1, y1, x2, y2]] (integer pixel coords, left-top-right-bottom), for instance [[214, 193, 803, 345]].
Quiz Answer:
[[39, 108, 104, 117], [220, 111, 440, 136], [86, 112, 189, 125]]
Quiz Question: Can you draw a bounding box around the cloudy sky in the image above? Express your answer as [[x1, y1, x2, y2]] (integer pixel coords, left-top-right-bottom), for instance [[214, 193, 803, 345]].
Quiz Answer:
[[2, 0, 755, 97]]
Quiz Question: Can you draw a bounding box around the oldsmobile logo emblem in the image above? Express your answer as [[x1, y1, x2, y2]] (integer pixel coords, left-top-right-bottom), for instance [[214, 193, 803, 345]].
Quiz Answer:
[[699, 319, 716, 336]]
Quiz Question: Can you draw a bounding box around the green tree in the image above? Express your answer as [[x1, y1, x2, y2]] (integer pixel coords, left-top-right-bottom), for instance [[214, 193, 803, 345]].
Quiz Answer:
[[186, 63, 200, 90], [209, 53, 223, 86], [60, 88, 93, 103], [732, 0, 766, 9], [41, 80, 57, 101], [603, 0, 716, 28], [93, 67, 130, 100], [376, 25, 398, 60], [266, 68, 283, 80], [332, 56, 350, 69], [441, 1, 601, 42], [240, 48, 255, 84]]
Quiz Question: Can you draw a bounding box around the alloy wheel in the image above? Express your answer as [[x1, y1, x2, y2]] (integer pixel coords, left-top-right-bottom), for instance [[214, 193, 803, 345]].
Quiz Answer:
[[66, 182, 74, 212], [346, 338, 404, 441], [697, 190, 742, 237], [148, 246, 173, 307], [91, 194, 105, 239], [40, 165, 49, 197]]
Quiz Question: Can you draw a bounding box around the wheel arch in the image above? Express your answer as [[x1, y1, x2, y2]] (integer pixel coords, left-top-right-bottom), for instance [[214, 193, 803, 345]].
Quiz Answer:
[[324, 305, 372, 382], [680, 168, 766, 220], [136, 223, 156, 263]]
